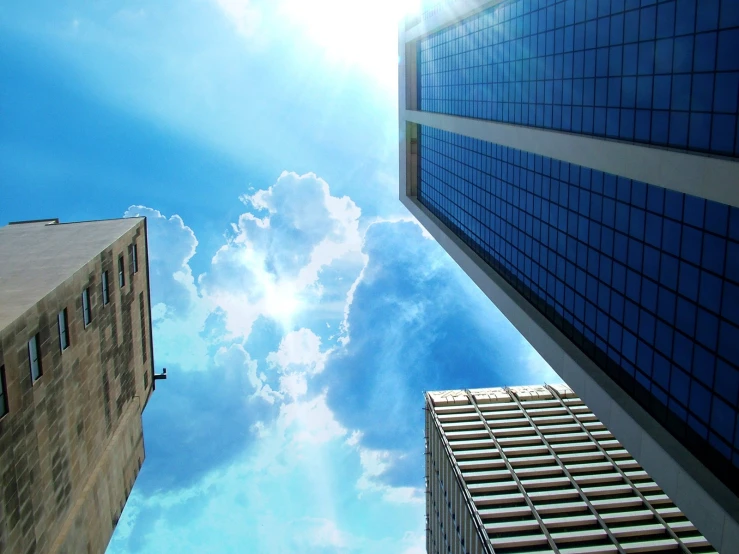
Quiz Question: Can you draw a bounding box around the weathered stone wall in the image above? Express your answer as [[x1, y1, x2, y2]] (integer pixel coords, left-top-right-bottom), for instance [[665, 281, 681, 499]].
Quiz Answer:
[[0, 220, 153, 554]]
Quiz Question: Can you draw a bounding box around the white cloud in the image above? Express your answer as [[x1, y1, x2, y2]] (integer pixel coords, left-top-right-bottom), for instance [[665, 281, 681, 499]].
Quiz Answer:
[[278, 372, 308, 400], [278, 392, 347, 445], [114, 177, 433, 552], [267, 328, 328, 375], [355, 447, 424, 505], [345, 430, 362, 447], [126, 171, 368, 371], [110, 398, 424, 553], [124, 206, 211, 372], [250, 421, 268, 438], [125, 206, 200, 316], [200, 172, 365, 340], [214, 343, 279, 404]]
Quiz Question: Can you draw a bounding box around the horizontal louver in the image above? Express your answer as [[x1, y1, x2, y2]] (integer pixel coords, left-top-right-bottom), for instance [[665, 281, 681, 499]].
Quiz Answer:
[[426, 386, 716, 554]]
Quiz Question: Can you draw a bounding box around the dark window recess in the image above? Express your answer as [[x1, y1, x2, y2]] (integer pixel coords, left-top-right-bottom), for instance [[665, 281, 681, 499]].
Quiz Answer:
[[58, 308, 70, 350], [139, 292, 148, 364], [82, 288, 92, 327], [0, 365, 8, 417], [28, 334, 42, 382], [131, 242, 139, 274], [118, 256, 125, 288], [102, 270, 110, 305]]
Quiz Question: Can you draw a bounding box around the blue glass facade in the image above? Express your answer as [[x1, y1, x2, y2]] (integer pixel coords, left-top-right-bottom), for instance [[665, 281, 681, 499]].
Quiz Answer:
[[418, 0, 739, 157], [417, 125, 739, 490]]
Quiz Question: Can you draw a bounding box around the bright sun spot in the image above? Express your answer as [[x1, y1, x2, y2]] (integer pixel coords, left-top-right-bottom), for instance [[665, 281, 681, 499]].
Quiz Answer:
[[279, 0, 422, 88], [262, 279, 302, 327]]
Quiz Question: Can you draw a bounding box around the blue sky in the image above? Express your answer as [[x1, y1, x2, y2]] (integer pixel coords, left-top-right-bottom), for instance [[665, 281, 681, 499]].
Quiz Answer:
[[1, 1, 559, 552]]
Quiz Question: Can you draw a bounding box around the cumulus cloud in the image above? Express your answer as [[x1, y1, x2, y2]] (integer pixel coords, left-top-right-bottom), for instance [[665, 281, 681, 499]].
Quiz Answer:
[[116, 168, 547, 553], [124, 205, 199, 317], [356, 447, 424, 505], [110, 402, 424, 554], [200, 171, 365, 340], [124, 205, 210, 372], [267, 328, 328, 375], [278, 392, 347, 445], [214, 343, 279, 404]]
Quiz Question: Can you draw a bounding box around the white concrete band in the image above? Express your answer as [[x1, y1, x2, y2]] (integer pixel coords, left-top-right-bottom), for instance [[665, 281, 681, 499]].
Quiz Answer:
[[401, 193, 739, 553], [406, 109, 739, 208]]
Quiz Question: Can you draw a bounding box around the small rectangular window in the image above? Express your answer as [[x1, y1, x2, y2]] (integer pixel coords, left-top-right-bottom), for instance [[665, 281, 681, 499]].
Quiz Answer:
[[139, 292, 147, 364], [118, 256, 125, 288], [131, 242, 139, 274], [82, 288, 92, 327], [0, 365, 8, 417], [58, 308, 69, 350], [102, 270, 110, 305], [28, 334, 42, 382]]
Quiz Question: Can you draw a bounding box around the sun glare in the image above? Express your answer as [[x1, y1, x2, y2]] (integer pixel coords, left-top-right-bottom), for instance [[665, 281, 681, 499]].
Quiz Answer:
[[280, 0, 422, 88], [263, 279, 302, 327]]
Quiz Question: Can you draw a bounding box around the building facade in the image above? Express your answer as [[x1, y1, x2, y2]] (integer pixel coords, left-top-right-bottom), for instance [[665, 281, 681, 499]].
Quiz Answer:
[[0, 218, 157, 554], [400, 1, 739, 550], [426, 385, 717, 553]]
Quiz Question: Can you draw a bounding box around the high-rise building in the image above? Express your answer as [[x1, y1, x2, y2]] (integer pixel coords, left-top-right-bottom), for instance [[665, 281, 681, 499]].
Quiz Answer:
[[0, 217, 160, 554], [400, 1, 739, 549], [426, 385, 717, 553]]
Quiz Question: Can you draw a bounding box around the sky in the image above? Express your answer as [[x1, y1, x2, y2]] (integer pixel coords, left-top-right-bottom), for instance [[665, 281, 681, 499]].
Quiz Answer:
[[0, 1, 560, 552]]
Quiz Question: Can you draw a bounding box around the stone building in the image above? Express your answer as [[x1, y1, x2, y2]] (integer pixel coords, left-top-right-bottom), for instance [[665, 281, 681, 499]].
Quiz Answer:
[[0, 217, 158, 554]]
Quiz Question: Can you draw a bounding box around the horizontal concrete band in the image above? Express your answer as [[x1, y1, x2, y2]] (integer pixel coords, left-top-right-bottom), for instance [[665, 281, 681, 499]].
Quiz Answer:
[[405, 110, 739, 209], [400, 193, 739, 553]]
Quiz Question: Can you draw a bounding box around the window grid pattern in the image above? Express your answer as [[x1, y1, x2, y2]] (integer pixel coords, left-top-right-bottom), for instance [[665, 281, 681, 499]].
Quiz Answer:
[[426, 385, 715, 552], [418, 0, 739, 158], [418, 125, 739, 486]]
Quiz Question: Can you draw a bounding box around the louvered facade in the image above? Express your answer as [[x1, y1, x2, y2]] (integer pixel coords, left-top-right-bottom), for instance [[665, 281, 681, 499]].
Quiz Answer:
[[425, 385, 716, 553]]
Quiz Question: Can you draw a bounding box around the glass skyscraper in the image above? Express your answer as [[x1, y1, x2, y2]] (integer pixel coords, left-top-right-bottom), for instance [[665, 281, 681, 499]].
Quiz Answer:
[[400, 0, 739, 550]]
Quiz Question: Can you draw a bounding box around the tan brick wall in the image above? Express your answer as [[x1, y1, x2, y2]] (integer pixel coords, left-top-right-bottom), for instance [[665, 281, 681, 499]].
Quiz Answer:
[[0, 220, 154, 554]]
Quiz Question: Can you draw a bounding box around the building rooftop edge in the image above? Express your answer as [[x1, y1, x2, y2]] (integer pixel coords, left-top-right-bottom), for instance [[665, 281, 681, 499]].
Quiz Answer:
[[426, 384, 575, 405], [4, 216, 144, 228]]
